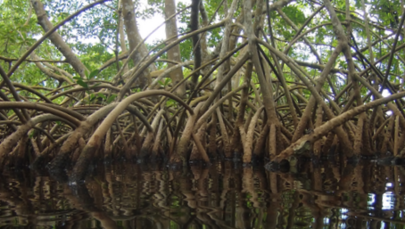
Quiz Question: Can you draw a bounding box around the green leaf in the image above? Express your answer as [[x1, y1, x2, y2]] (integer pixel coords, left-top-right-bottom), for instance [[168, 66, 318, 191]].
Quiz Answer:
[[74, 77, 88, 89], [28, 131, 34, 139], [164, 77, 171, 86], [77, 80, 88, 88], [107, 94, 117, 103], [97, 93, 106, 100], [282, 6, 306, 25], [166, 98, 175, 107], [90, 94, 96, 101], [88, 69, 99, 80]]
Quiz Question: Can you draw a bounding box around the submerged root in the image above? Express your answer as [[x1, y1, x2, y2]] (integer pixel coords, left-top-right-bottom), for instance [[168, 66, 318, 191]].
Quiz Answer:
[[70, 145, 98, 182]]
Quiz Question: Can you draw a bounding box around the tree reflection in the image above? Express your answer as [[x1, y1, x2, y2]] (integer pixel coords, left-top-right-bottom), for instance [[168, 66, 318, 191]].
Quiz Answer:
[[0, 162, 405, 228]]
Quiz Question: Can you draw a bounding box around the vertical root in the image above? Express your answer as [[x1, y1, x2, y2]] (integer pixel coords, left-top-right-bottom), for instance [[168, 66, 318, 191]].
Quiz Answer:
[[322, 132, 335, 156], [13, 135, 28, 168], [216, 108, 231, 158], [362, 117, 373, 156], [252, 124, 269, 163], [191, 132, 210, 164], [190, 123, 208, 163], [139, 131, 154, 162], [208, 114, 217, 159], [70, 145, 97, 182], [275, 125, 285, 156], [140, 109, 165, 162], [229, 126, 243, 161], [269, 124, 277, 160], [242, 106, 263, 164], [169, 104, 202, 167], [71, 137, 85, 163], [31, 137, 41, 158], [353, 114, 365, 155], [394, 115, 400, 156], [381, 116, 395, 154], [151, 119, 164, 161], [104, 129, 112, 160], [313, 104, 323, 157], [71, 148, 82, 164], [114, 119, 131, 160]]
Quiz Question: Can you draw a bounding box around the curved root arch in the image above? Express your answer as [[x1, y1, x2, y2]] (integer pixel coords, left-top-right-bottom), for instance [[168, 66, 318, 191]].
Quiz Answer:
[[1, 0, 405, 179]]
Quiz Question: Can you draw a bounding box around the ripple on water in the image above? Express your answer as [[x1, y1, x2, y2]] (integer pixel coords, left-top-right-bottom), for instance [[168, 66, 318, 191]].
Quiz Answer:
[[0, 161, 404, 228]]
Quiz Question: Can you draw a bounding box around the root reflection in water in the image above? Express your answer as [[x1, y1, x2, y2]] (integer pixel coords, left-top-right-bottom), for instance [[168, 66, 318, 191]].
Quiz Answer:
[[0, 161, 404, 228]]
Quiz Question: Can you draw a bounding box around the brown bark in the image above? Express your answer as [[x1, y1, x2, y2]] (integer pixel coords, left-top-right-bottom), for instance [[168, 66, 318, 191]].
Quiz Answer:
[[31, 0, 88, 78], [48, 104, 117, 171], [191, 132, 210, 163], [381, 117, 395, 154], [242, 107, 264, 163], [164, 0, 185, 97], [216, 108, 230, 158], [0, 67, 29, 123], [208, 114, 217, 158], [269, 124, 277, 160], [190, 0, 201, 85], [232, 61, 252, 161], [104, 129, 113, 159], [31, 54, 73, 84], [292, 45, 342, 143], [362, 117, 373, 155], [353, 115, 365, 155], [169, 103, 202, 165], [253, 124, 270, 160], [118, 20, 227, 99], [325, 0, 368, 158], [272, 90, 405, 163], [258, 40, 354, 154], [151, 119, 164, 159], [118, 5, 129, 75], [190, 122, 207, 162], [215, 0, 239, 89], [121, 0, 151, 88], [0, 114, 74, 166], [140, 109, 164, 160], [313, 104, 323, 157], [394, 116, 400, 156], [244, 0, 278, 125]]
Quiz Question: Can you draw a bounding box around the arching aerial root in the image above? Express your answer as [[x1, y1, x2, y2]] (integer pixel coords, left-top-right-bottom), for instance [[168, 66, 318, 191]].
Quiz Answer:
[[267, 91, 405, 171]]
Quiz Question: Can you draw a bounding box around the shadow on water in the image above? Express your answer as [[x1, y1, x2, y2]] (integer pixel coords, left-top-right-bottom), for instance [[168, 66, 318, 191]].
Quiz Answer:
[[0, 160, 405, 228]]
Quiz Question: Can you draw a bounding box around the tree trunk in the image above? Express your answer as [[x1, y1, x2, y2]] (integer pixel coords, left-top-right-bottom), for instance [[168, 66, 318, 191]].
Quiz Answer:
[[121, 0, 152, 88], [31, 0, 88, 78], [164, 0, 185, 97]]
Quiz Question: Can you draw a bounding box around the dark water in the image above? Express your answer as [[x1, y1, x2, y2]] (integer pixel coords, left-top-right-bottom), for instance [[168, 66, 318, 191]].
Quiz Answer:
[[0, 161, 405, 228]]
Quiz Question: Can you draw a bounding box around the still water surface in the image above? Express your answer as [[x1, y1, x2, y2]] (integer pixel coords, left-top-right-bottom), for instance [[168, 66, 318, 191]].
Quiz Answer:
[[0, 161, 404, 228]]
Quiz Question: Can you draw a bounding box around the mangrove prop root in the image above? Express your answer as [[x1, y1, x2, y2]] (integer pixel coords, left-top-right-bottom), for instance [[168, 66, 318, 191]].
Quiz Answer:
[[3, 0, 405, 180], [270, 90, 405, 165]]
